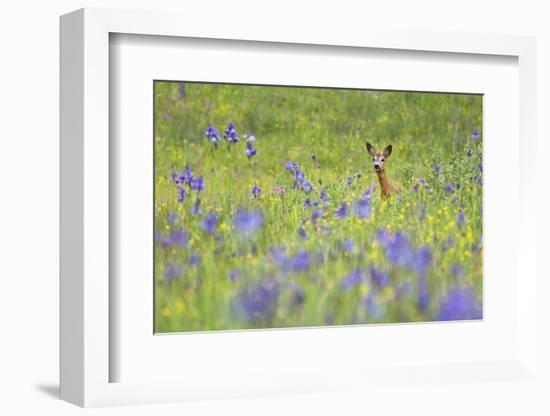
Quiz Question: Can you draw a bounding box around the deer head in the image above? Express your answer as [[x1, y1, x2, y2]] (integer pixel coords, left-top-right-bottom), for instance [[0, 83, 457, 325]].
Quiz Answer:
[[366, 142, 392, 173]]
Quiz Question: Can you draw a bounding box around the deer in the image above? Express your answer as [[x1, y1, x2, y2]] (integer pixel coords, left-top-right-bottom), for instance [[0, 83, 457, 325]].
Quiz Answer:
[[366, 142, 400, 199]]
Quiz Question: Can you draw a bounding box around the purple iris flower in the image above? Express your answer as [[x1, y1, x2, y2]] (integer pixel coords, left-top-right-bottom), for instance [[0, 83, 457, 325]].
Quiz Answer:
[[245, 142, 257, 159], [444, 183, 455, 194], [311, 209, 322, 224], [456, 209, 466, 226], [238, 278, 279, 323], [417, 277, 430, 312], [269, 247, 288, 267], [377, 231, 415, 268], [164, 264, 183, 282], [433, 164, 442, 175], [341, 239, 354, 255], [167, 212, 179, 225], [177, 186, 187, 202], [340, 268, 366, 290], [370, 266, 390, 286], [202, 212, 218, 234], [224, 122, 239, 143], [233, 209, 263, 235], [161, 229, 189, 249], [438, 287, 482, 321], [355, 197, 371, 219], [471, 130, 480, 140], [413, 245, 432, 277], [269, 248, 310, 273], [320, 188, 329, 205], [204, 124, 221, 143], [293, 168, 305, 189], [189, 253, 201, 267], [248, 135, 256, 142], [190, 176, 204, 192], [286, 251, 310, 272], [346, 176, 353, 186], [178, 165, 193, 185], [285, 161, 298, 171], [251, 184, 261, 198], [335, 203, 348, 218], [302, 180, 313, 192]]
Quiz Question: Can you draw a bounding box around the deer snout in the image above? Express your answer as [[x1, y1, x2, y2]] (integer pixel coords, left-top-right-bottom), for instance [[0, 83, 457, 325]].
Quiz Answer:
[[373, 163, 381, 171]]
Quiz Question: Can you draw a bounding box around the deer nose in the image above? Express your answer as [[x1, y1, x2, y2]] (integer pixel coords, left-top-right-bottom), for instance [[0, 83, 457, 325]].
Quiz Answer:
[[374, 163, 381, 170]]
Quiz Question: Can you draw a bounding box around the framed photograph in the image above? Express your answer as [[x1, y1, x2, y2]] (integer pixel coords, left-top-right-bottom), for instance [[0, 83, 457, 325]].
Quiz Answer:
[[60, 8, 538, 407], [152, 81, 483, 334]]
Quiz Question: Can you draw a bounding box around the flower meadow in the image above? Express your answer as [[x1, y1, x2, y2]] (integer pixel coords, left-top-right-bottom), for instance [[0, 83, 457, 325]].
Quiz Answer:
[[154, 82, 483, 332]]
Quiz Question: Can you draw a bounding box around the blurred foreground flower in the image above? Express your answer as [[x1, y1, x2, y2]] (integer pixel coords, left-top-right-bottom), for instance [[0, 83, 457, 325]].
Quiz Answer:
[[165, 264, 183, 282], [161, 229, 189, 248], [234, 209, 263, 235], [202, 212, 218, 234], [340, 268, 366, 290], [438, 288, 482, 321], [238, 278, 279, 323]]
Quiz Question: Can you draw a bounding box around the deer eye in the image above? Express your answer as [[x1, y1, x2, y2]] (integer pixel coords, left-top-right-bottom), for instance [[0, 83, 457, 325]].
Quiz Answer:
[[381, 158, 385, 162], [372, 158, 375, 161]]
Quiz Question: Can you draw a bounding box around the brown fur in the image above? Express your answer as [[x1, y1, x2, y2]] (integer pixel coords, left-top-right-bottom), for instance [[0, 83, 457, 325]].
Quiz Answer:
[[366, 142, 400, 199]]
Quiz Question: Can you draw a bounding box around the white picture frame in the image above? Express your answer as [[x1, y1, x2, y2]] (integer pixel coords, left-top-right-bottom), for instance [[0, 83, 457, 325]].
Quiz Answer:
[[60, 7, 538, 408]]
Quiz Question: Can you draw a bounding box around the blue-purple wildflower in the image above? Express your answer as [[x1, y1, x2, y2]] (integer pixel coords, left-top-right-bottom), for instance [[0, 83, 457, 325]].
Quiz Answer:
[[335, 203, 348, 218], [204, 124, 221, 144], [177, 186, 187, 202], [233, 209, 263, 235], [245, 142, 257, 159], [340, 268, 366, 290], [189, 176, 204, 192], [238, 278, 279, 322], [224, 122, 239, 143], [251, 184, 261, 198], [438, 287, 482, 321], [202, 212, 218, 234], [165, 264, 183, 282]]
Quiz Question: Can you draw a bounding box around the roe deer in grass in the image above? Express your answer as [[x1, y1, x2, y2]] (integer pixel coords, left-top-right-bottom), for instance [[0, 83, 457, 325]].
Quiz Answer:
[[366, 142, 400, 199]]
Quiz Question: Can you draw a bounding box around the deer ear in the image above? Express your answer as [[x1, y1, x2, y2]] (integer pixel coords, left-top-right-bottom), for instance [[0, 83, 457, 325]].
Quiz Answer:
[[383, 145, 392, 158], [366, 142, 375, 156]]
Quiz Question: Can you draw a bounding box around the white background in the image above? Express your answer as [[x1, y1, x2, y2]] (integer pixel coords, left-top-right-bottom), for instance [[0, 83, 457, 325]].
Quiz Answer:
[[112, 34, 519, 384], [1, 1, 548, 415]]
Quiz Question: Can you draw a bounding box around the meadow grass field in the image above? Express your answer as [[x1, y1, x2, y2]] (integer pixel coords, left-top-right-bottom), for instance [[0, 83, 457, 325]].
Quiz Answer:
[[154, 82, 483, 333]]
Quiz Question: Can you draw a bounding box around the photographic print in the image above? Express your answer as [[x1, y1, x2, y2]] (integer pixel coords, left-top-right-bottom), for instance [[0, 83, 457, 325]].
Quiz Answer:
[[154, 82, 483, 333]]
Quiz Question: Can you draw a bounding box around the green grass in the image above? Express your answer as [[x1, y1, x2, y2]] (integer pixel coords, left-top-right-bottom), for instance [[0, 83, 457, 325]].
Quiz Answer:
[[154, 81, 483, 332]]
